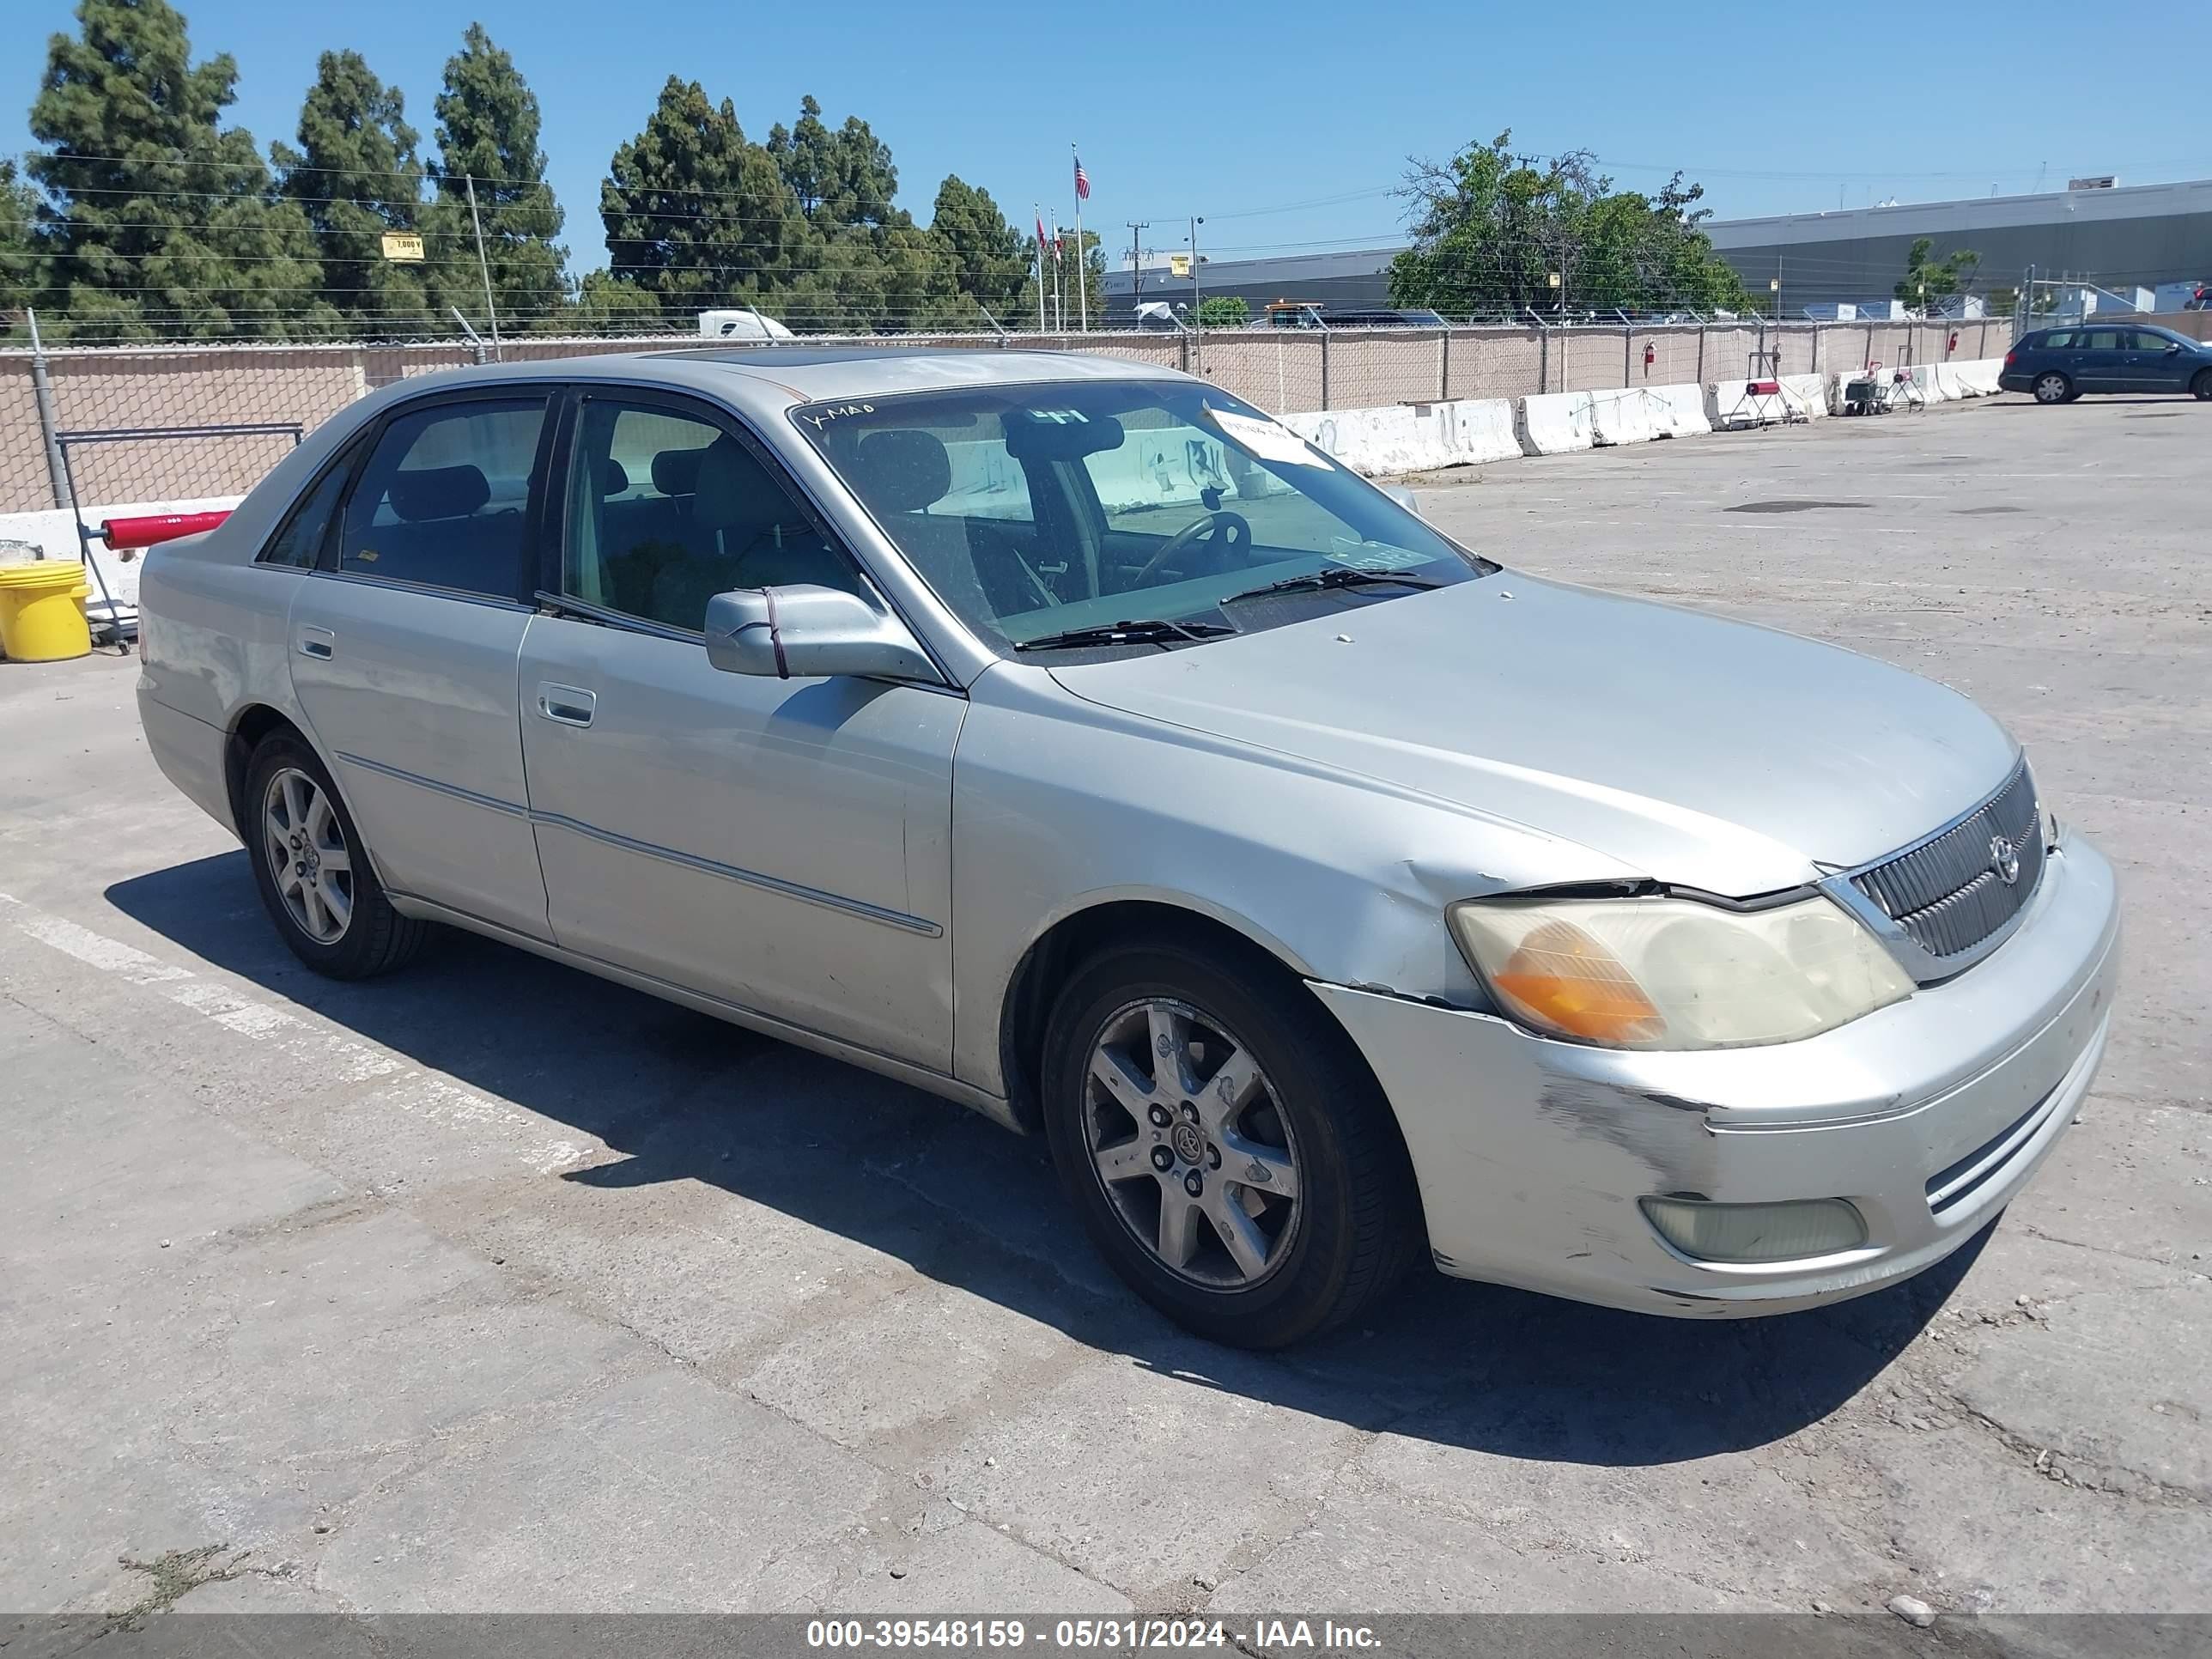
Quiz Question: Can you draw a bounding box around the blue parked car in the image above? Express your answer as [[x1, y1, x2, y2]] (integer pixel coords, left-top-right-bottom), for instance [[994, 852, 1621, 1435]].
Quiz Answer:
[[2001, 323, 2212, 404]]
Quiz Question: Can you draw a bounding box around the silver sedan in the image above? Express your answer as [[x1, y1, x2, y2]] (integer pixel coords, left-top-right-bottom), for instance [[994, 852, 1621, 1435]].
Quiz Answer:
[[136, 348, 2120, 1347]]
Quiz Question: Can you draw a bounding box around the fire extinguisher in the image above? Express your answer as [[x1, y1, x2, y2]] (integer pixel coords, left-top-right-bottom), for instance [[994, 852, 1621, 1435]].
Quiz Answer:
[[1643, 341, 1656, 374], [1947, 330, 1960, 357]]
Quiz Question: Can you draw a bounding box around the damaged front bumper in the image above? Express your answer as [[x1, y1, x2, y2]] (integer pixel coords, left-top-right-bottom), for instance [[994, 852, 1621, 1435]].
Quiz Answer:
[[1311, 831, 2121, 1318]]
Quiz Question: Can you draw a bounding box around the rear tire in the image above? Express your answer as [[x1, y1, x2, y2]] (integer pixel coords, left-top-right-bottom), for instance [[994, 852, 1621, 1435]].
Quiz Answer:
[[2033, 371, 2072, 404], [2192, 368, 2212, 401], [243, 734, 426, 980], [1040, 934, 1420, 1348]]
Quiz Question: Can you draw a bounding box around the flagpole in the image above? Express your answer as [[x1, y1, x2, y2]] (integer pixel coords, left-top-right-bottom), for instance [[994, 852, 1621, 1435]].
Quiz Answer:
[[1049, 210, 1062, 332], [1072, 143, 1088, 332], [1033, 204, 1047, 334]]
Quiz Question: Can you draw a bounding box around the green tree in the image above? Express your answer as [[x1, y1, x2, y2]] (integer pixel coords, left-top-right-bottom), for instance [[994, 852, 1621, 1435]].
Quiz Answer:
[[600, 76, 812, 313], [1388, 131, 1749, 319], [766, 96, 899, 229], [423, 23, 568, 334], [27, 0, 326, 340], [568, 267, 662, 333], [929, 174, 1026, 321], [274, 50, 434, 337], [1895, 236, 1982, 310], [1, 159, 40, 320], [1196, 295, 1249, 326]]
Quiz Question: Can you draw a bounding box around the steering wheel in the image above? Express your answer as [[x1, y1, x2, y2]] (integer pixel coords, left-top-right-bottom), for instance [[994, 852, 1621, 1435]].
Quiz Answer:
[[1130, 510, 1252, 586]]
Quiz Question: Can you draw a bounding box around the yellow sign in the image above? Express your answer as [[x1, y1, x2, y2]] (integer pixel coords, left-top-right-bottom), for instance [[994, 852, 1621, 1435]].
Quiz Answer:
[[1168, 253, 1191, 278], [380, 232, 426, 263]]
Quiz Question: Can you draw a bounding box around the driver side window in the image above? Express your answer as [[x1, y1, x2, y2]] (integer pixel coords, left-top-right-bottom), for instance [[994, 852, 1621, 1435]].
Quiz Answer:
[[563, 398, 860, 632]]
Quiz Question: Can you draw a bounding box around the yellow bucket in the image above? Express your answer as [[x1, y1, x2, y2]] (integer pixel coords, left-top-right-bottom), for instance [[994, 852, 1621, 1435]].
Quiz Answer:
[[0, 561, 94, 662]]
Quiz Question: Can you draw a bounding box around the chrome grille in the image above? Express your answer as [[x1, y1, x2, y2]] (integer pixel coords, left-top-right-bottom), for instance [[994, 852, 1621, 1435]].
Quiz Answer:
[[1852, 760, 2045, 965]]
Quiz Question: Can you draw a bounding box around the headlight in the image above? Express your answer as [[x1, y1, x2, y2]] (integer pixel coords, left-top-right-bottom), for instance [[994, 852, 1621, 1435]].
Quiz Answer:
[[1447, 893, 1913, 1050]]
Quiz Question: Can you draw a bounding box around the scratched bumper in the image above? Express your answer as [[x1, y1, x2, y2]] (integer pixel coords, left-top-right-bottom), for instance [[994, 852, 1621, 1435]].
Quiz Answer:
[[1311, 831, 2121, 1317]]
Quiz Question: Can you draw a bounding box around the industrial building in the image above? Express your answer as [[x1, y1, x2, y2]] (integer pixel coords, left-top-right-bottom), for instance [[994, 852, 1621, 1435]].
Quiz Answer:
[[1102, 177, 2212, 322]]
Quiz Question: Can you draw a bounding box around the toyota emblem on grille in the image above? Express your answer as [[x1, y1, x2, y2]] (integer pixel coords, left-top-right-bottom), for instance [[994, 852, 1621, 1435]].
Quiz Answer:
[[1989, 835, 2021, 886]]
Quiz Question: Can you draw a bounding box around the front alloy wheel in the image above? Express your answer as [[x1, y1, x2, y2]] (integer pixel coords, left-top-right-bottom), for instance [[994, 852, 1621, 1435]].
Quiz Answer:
[[263, 766, 353, 944], [1041, 935, 1419, 1347], [1083, 997, 1302, 1289]]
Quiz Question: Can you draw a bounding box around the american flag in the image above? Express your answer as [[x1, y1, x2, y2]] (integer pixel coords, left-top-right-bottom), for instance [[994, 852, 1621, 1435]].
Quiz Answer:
[[1073, 154, 1091, 201]]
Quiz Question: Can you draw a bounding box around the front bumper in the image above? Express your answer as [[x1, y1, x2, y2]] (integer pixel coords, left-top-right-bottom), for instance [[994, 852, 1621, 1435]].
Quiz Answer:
[[1313, 830, 2121, 1318]]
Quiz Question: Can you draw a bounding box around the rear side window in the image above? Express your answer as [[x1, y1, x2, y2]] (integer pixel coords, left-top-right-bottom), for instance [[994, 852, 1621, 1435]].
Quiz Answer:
[[336, 398, 548, 596], [2080, 330, 2121, 351], [564, 398, 859, 631], [258, 453, 354, 569], [2039, 331, 2073, 349]]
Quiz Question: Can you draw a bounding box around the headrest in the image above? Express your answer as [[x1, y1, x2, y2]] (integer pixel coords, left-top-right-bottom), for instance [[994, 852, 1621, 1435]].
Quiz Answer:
[[389, 465, 489, 522], [693, 435, 802, 540], [600, 459, 629, 496], [651, 446, 709, 498], [852, 429, 951, 513]]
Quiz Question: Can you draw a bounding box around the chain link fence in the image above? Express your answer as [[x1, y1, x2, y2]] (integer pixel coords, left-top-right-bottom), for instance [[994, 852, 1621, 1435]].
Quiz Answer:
[[0, 317, 2018, 515]]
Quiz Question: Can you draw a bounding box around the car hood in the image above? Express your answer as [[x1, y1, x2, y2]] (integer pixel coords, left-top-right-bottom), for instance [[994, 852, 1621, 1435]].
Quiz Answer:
[[1046, 575, 2019, 896]]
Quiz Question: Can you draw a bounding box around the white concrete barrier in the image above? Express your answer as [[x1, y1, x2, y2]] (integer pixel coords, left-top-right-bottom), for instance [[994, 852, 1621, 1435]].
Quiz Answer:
[[1431, 398, 1522, 466], [1954, 358, 2004, 395], [1587, 387, 1662, 447], [1905, 364, 1951, 403], [1282, 405, 1439, 475], [0, 494, 241, 621], [1648, 383, 1711, 438], [1709, 381, 1790, 428], [1781, 374, 1827, 420], [1516, 392, 1595, 455]]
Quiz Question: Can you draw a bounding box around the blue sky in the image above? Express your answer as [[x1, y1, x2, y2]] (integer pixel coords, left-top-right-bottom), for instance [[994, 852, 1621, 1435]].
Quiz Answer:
[[11, 0, 2212, 273]]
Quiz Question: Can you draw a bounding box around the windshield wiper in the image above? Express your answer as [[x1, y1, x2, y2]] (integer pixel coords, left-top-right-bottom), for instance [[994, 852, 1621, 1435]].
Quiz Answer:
[[1221, 567, 1446, 606], [1010, 618, 1236, 653]]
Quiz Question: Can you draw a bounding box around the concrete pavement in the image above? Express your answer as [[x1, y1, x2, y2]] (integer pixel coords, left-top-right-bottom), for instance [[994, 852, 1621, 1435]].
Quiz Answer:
[[1, 392, 2205, 1638]]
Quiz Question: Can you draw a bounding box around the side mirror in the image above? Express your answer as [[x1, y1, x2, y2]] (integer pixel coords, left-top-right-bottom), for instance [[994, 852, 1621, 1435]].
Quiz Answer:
[[2167, 343, 2184, 354], [703, 585, 938, 683], [1379, 483, 1425, 520]]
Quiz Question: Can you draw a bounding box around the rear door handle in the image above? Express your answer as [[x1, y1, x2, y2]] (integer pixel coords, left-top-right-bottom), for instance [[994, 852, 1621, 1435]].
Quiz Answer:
[[536, 682, 597, 727], [295, 626, 335, 660]]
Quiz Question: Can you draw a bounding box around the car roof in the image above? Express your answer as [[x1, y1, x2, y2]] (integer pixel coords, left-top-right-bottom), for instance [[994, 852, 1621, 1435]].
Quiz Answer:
[[387, 345, 1182, 414]]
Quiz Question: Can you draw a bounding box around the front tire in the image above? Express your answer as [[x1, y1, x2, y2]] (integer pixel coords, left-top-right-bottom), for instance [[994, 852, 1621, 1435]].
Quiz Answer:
[[1040, 935, 1419, 1348], [2192, 368, 2212, 401], [2033, 371, 2072, 404], [243, 734, 425, 979]]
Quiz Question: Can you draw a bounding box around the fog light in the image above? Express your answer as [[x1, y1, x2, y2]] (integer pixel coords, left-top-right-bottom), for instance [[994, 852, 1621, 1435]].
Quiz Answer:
[[1639, 1196, 1868, 1263]]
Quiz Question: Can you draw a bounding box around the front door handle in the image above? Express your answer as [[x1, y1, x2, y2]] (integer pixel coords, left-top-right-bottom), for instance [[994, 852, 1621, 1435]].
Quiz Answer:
[[295, 626, 335, 660], [536, 682, 597, 727]]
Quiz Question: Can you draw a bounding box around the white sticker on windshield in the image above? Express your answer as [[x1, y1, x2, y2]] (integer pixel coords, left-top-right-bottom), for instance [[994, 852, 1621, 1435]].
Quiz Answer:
[[1327, 538, 1432, 572], [1204, 405, 1329, 469]]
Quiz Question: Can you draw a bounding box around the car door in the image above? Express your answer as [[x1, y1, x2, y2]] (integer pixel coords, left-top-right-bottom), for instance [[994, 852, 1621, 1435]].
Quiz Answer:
[[2123, 329, 2191, 392], [287, 389, 556, 940], [2071, 327, 2128, 392], [515, 386, 963, 1071]]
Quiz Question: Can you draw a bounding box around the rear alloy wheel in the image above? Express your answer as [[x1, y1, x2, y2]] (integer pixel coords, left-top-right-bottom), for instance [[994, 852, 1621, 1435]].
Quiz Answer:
[[2033, 372, 2072, 404], [1041, 936, 1419, 1348], [243, 734, 425, 979]]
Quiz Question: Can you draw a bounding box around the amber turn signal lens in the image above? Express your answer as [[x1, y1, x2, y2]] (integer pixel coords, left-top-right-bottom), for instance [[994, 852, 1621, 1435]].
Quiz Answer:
[[1487, 920, 1665, 1045]]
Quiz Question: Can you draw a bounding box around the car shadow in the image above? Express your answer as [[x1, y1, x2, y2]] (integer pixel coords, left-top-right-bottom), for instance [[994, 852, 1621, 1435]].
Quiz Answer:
[[105, 850, 1984, 1468]]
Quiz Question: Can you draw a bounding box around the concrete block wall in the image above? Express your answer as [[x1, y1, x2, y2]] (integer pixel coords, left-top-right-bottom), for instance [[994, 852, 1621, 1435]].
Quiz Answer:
[[0, 319, 2027, 514]]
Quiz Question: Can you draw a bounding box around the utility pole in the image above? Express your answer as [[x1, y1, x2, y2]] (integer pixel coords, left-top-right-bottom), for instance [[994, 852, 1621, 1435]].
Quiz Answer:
[[1189, 216, 1206, 377], [464, 174, 501, 356], [25, 310, 73, 512], [1127, 221, 1150, 320]]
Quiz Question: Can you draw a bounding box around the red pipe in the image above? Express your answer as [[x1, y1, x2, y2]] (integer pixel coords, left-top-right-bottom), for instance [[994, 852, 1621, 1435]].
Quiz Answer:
[[96, 510, 233, 559]]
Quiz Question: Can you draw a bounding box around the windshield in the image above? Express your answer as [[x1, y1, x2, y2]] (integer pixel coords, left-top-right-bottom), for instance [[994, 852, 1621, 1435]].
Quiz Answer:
[[791, 380, 1493, 655]]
